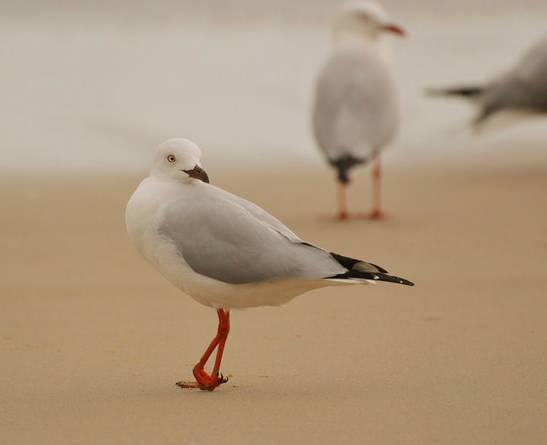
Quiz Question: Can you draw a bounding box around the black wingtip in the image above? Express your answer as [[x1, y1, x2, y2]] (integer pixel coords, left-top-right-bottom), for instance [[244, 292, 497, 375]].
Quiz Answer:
[[328, 270, 415, 286], [329, 154, 366, 184], [328, 252, 414, 286], [369, 272, 415, 286], [425, 85, 483, 98], [394, 276, 415, 286]]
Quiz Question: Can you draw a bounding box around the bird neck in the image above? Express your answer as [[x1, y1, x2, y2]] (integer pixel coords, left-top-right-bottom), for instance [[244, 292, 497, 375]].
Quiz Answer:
[[334, 33, 389, 57]]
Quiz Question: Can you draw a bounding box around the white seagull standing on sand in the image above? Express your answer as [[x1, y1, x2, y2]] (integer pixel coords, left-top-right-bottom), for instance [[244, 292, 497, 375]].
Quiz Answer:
[[126, 138, 414, 391], [428, 35, 547, 130], [313, 1, 405, 220]]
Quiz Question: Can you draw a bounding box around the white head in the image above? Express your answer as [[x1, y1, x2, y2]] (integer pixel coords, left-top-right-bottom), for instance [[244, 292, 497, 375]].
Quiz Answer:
[[335, 1, 405, 41], [151, 138, 210, 183]]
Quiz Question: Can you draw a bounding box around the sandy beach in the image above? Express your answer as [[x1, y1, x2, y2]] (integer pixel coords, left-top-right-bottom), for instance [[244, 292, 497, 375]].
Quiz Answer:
[[2, 162, 546, 444], [2, 1, 547, 442]]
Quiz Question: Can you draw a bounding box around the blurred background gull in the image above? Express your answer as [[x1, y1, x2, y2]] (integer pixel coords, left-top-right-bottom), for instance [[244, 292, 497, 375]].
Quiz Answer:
[[1, 0, 547, 173], [2, 2, 547, 445]]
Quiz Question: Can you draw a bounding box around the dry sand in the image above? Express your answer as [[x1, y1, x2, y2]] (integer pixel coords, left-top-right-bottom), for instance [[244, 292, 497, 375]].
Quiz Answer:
[[2, 164, 547, 444]]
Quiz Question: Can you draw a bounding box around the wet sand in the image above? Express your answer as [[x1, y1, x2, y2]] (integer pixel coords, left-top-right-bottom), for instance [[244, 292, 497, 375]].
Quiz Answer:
[[2, 164, 546, 444]]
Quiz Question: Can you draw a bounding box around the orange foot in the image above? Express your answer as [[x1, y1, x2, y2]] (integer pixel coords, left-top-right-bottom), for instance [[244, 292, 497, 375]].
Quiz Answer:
[[354, 210, 388, 220], [176, 366, 228, 391], [319, 212, 350, 222], [321, 211, 388, 221]]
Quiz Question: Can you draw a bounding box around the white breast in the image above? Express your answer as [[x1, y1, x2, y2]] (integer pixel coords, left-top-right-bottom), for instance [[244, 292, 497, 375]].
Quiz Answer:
[[126, 177, 170, 259]]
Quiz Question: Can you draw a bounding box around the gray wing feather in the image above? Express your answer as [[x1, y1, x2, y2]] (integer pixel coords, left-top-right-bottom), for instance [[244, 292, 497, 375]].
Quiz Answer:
[[313, 46, 399, 161], [479, 36, 547, 119], [159, 186, 345, 284], [225, 190, 301, 242]]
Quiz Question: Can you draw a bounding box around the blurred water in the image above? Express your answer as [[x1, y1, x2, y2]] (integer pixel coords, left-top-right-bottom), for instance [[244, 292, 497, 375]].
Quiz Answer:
[[1, 9, 547, 173]]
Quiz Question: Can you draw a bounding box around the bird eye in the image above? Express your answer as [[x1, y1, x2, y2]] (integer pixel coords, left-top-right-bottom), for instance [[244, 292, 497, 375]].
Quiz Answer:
[[167, 154, 176, 163]]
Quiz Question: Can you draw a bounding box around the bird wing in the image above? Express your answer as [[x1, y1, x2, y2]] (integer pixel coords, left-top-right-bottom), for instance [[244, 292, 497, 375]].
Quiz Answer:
[[158, 184, 346, 284], [515, 35, 547, 86], [313, 46, 400, 162], [478, 36, 547, 121]]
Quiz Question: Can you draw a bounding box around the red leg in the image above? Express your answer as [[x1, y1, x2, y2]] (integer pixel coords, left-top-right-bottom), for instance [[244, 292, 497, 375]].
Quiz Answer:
[[177, 309, 231, 391], [320, 181, 350, 222], [337, 182, 349, 220], [369, 158, 385, 220], [210, 311, 230, 378]]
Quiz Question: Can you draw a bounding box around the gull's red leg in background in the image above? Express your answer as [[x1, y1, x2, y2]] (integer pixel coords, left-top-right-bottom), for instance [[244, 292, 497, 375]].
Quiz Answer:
[[177, 309, 230, 391], [320, 181, 349, 222], [337, 182, 349, 220], [369, 157, 385, 220]]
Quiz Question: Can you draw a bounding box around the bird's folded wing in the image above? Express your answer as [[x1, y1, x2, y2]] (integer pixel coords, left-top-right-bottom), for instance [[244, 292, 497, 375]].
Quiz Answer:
[[222, 187, 302, 243], [158, 190, 345, 284]]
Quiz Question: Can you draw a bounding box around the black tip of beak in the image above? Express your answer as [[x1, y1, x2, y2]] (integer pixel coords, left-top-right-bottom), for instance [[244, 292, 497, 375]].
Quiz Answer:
[[201, 170, 210, 183], [183, 166, 210, 183]]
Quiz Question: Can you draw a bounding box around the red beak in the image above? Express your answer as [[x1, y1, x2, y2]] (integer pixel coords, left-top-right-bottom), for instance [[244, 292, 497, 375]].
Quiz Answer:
[[183, 166, 210, 183], [382, 23, 406, 37]]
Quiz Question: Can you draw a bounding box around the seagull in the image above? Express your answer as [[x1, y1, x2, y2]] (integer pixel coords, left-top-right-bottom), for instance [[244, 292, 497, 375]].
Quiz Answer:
[[125, 138, 414, 391], [312, 1, 405, 221], [427, 35, 547, 130]]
